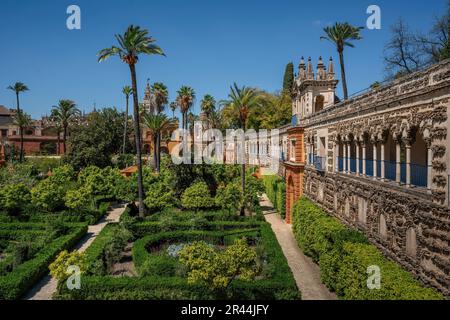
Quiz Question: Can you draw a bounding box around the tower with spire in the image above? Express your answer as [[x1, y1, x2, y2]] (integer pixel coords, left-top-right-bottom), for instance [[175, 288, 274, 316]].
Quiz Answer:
[[142, 80, 156, 115], [292, 56, 338, 122]]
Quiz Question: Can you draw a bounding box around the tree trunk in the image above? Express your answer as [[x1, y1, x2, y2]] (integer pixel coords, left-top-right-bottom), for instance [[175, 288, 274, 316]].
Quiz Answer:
[[63, 126, 67, 155], [338, 50, 349, 100], [240, 117, 246, 216], [123, 96, 129, 155], [19, 126, 24, 162], [129, 64, 145, 217], [156, 132, 161, 172], [153, 134, 158, 172], [16, 92, 20, 113]]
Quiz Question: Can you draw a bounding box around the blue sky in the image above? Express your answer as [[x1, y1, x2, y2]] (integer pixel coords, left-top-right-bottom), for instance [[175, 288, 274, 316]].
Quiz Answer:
[[0, 0, 446, 119]]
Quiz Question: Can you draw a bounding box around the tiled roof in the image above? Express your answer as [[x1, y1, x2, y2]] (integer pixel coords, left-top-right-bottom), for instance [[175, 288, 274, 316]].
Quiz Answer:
[[0, 105, 12, 115]]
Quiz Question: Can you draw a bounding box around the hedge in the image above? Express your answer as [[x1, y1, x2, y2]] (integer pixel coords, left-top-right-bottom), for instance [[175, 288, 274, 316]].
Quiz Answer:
[[0, 223, 88, 299], [59, 223, 300, 300], [262, 175, 286, 218], [292, 197, 443, 300]]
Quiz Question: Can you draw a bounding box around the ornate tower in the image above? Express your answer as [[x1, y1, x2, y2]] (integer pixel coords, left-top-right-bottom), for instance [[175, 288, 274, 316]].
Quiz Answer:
[[142, 81, 156, 115], [292, 56, 338, 122]]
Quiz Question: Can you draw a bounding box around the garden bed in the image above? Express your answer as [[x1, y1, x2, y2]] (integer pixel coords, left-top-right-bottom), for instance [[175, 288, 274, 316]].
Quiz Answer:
[[57, 217, 299, 300]]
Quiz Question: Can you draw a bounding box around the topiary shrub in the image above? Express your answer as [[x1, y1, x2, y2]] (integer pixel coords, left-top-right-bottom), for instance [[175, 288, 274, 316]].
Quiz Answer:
[[181, 182, 214, 211], [144, 180, 175, 213], [0, 183, 31, 215], [215, 183, 243, 214]]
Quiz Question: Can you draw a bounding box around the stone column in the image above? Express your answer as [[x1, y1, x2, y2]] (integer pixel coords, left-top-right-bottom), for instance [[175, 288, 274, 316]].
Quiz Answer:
[[343, 142, 347, 173], [406, 143, 411, 188], [335, 142, 340, 173], [362, 143, 366, 176], [395, 141, 401, 184], [373, 141, 377, 179], [348, 142, 352, 173], [356, 142, 360, 176], [427, 145, 432, 193], [380, 142, 385, 181]]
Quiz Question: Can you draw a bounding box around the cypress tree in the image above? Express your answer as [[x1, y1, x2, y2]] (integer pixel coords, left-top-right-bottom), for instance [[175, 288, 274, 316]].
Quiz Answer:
[[282, 62, 294, 95]]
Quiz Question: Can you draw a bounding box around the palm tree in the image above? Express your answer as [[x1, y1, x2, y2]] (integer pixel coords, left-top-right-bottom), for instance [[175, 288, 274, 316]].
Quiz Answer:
[[321, 22, 363, 100], [221, 83, 260, 216], [200, 94, 216, 119], [7, 82, 29, 162], [142, 113, 175, 172], [12, 111, 32, 162], [51, 100, 81, 154], [122, 86, 132, 154], [7, 82, 29, 114], [169, 101, 177, 119], [98, 25, 165, 217], [176, 86, 195, 130], [152, 82, 168, 114]]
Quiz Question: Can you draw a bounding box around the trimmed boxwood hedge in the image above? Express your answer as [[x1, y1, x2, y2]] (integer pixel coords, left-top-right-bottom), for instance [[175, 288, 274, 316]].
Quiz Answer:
[[262, 175, 286, 219], [0, 223, 88, 300], [59, 222, 300, 300], [292, 197, 443, 300]]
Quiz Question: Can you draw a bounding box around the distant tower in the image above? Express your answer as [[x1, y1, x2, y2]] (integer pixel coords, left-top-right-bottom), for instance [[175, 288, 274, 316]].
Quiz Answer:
[[292, 56, 338, 120], [142, 80, 156, 115]]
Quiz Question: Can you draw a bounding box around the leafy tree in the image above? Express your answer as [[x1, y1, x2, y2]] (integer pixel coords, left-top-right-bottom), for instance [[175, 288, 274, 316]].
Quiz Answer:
[[64, 186, 92, 210], [65, 108, 130, 170], [51, 99, 81, 155], [143, 180, 174, 213], [98, 24, 165, 217], [321, 22, 363, 100], [215, 182, 243, 214], [282, 62, 294, 95], [220, 83, 260, 215], [178, 238, 257, 292], [246, 91, 291, 130], [176, 86, 196, 130], [142, 113, 175, 172], [12, 111, 32, 161], [122, 86, 133, 155], [200, 94, 216, 119], [181, 181, 214, 211], [169, 101, 177, 119], [0, 183, 30, 215]]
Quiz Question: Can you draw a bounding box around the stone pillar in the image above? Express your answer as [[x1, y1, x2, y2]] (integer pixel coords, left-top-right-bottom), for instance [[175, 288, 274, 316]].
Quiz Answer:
[[380, 143, 385, 181], [373, 142, 377, 179], [356, 142, 360, 176], [335, 142, 340, 173], [347, 142, 351, 173], [362, 143, 366, 176], [427, 145, 432, 193], [406, 143, 411, 187], [395, 141, 401, 184], [343, 142, 347, 173]]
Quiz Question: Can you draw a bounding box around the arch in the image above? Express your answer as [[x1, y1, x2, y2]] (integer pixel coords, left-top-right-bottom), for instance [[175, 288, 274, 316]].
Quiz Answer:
[[410, 127, 427, 187], [379, 214, 387, 239], [41, 127, 59, 137], [358, 197, 367, 224], [344, 197, 350, 217], [160, 146, 169, 155], [406, 227, 417, 257], [314, 95, 325, 113], [286, 175, 295, 223], [143, 144, 151, 154], [40, 141, 57, 155]]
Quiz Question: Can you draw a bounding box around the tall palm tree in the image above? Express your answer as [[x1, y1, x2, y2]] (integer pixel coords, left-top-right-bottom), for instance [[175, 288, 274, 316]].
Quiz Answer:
[[122, 86, 132, 155], [152, 82, 168, 114], [7, 82, 29, 162], [321, 22, 363, 100], [98, 25, 165, 217], [7, 82, 29, 114], [12, 111, 32, 162], [169, 101, 177, 119], [200, 94, 216, 119], [51, 100, 81, 154], [176, 86, 195, 130], [221, 83, 260, 216], [142, 113, 175, 172]]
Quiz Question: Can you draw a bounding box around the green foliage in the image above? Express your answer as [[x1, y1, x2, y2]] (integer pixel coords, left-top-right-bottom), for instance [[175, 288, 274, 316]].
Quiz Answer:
[[239, 173, 264, 213], [25, 157, 62, 174], [0, 163, 38, 189], [292, 196, 443, 300], [181, 181, 214, 211], [262, 175, 286, 218], [215, 182, 243, 214], [64, 186, 92, 210], [65, 108, 133, 170], [0, 183, 30, 215], [179, 238, 257, 291], [282, 62, 294, 95], [139, 255, 178, 277], [49, 250, 86, 281], [144, 180, 175, 213]]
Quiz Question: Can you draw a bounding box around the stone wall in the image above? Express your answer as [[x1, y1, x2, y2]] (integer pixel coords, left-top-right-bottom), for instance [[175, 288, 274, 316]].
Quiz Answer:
[[304, 169, 450, 296]]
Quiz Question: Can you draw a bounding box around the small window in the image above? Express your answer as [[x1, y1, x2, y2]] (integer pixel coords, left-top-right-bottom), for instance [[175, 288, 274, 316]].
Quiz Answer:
[[290, 140, 296, 162]]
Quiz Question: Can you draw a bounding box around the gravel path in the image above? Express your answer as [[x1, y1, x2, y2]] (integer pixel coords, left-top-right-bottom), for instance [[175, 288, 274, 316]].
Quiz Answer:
[[261, 194, 337, 300], [23, 204, 127, 300]]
